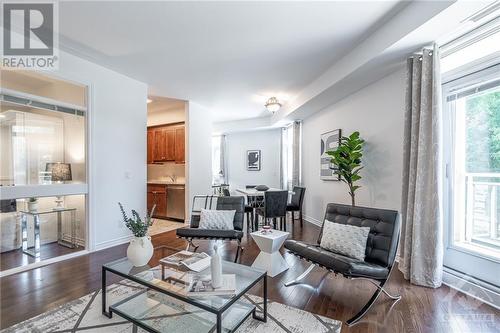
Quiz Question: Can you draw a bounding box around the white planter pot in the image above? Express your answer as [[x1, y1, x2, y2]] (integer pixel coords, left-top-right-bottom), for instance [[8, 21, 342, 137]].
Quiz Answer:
[[127, 236, 154, 267], [27, 201, 38, 212]]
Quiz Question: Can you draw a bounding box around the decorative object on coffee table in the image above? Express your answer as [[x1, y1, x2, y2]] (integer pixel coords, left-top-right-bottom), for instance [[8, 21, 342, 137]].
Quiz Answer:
[[251, 229, 289, 277], [119, 202, 155, 266], [211, 244, 222, 288]]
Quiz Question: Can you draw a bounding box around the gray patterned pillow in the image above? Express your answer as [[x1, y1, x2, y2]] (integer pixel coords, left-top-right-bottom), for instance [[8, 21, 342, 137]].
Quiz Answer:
[[320, 220, 370, 261], [198, 209, 236, 230]]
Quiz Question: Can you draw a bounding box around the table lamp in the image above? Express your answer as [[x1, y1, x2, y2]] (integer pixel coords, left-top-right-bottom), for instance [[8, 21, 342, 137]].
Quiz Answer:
[[46, 163, 72, 210]]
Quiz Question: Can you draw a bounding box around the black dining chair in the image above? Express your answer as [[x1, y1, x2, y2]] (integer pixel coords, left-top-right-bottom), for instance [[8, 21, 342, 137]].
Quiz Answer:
[[286, 186, 306, 227], [221, 188, 253, 231], [246, 184, 264, 209], [254, 190, 288, 231]]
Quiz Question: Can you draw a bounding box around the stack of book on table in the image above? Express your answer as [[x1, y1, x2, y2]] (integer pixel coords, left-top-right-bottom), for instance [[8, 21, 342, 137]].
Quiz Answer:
[[154, 250, 236, 297]]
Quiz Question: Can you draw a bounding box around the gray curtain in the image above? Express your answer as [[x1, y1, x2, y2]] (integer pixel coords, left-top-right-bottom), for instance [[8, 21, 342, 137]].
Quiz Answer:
[[399, 45, 443, 288], [281, 121, 302, 190], [219, 135, 228, 184], [291, 121, 302, 187]]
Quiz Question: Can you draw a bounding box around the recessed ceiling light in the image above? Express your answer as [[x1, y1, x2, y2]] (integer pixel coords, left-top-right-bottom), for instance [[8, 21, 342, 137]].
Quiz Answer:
[[265, 97, 281, 113], [147, 98, 153, 104]]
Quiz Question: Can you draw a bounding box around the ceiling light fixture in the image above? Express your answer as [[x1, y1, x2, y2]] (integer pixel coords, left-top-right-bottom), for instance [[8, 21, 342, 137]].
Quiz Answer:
[[147, 98, 153, 104], [265, 97, 281, 113]]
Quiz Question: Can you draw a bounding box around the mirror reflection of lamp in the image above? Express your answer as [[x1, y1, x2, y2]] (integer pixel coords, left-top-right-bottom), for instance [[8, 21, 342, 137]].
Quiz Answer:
[[45, 163, 72, 210]]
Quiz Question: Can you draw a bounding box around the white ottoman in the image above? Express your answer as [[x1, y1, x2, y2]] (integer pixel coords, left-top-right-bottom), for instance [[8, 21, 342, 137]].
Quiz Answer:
[[250, 230, 289, 277]]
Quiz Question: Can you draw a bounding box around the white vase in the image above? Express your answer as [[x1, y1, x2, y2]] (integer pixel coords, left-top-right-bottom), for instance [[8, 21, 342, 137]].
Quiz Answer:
[[211, 244, 222, 288], [127, 236, 153, 267], [27, 201, 38, 212]]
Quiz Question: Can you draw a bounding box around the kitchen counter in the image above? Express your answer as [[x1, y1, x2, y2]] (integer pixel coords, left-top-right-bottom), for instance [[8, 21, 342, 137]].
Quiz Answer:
[[147, 181, 185, 185]]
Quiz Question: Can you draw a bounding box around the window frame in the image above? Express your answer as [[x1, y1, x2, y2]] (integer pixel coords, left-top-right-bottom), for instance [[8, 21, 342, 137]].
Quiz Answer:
[[442, 62, 500, 287]]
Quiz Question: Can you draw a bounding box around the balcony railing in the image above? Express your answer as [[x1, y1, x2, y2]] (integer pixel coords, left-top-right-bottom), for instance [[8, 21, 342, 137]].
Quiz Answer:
[[465, 172, 500, 251]]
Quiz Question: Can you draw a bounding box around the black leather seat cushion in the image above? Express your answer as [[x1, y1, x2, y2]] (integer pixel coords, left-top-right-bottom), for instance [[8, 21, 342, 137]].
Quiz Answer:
[[284, 240, 389, 279], [244, 205, 253, 213], [176, 227, 243, 240], [286, 204, 300, 211]]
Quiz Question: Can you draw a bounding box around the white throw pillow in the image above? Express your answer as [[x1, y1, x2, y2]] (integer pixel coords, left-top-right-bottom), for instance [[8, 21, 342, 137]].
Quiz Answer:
[[320, 220, 370, 261], [198, 209, 236, 230]]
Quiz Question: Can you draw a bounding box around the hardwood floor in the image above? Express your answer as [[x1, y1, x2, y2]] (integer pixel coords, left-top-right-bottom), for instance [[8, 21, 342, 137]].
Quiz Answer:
[[0, 242, 85, 272], [1, 221, 498, 332]]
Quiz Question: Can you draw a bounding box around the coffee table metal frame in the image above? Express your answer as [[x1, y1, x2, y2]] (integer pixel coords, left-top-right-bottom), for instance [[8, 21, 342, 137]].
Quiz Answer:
[[102, 248, 267, 333]]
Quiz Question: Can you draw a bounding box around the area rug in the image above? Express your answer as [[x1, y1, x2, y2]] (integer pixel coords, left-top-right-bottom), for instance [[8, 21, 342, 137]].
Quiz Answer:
[[2, 277, 342, 333], [148, 219, 185, 236]]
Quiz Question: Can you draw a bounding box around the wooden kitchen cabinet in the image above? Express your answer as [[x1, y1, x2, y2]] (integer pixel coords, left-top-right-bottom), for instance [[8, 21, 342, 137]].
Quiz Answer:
[[175, 127, 185, 164], [147, 129, 154, 164], [148, 122, 185, 164], [165, 129, 175, 161], [147, 184, 167, 218]]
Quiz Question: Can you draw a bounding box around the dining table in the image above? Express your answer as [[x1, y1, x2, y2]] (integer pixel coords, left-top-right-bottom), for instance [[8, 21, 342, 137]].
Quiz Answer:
[[235, 188, 294, 208]]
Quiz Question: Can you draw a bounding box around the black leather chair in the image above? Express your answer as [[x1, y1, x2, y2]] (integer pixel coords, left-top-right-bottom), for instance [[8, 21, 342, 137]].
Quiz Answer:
[[254, 190, 288, 231], [286, 186, 306, 227], [176, 196, 245, 262], [222, 188, 254, 232], [284, 203, 401, 326]]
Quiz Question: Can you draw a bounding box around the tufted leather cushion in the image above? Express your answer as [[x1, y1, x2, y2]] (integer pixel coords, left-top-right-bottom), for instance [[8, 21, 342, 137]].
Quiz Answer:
[[284, 239, 389, 279], [318, 203, 399, 267], [176, 227, 243, 240], [186, 196, 245, 231]]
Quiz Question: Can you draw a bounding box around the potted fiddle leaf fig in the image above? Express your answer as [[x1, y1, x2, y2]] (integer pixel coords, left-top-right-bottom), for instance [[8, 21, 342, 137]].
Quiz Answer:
[[327, 131, 364, 206]]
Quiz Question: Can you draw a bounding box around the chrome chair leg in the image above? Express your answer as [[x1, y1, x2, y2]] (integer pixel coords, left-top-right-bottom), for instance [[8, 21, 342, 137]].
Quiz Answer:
[[284, 264, 315, 287]]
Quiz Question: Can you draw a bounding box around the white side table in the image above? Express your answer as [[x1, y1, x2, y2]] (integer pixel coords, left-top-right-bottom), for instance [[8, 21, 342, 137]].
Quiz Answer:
[[250, 229, 289, 277]]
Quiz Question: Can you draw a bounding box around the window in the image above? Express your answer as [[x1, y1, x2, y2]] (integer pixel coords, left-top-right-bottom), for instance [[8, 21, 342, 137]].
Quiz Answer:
[[442, 19, 500, 287], [445, 71, 500, 259], [212, 135, 226, 185]]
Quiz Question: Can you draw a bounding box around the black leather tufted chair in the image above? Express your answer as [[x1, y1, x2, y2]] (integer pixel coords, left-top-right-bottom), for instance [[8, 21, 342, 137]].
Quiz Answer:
[[284, 203, 401, 326], [176, 196, 245, 262]]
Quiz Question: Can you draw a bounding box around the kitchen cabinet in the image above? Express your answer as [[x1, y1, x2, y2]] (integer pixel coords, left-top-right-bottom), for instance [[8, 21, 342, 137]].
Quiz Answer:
[[175, 127, 185, 164], [147, 130, 154, 164], [147, 184, 167, 218], [148, 123, 185, 164]]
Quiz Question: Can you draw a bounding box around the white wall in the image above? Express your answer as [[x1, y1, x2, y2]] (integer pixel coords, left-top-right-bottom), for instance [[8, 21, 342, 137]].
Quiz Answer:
[[302, 68, 405, 224], [55, 49, 148, 250], [186, 102, 213, 219], [147, 107, 185, 126], [225, 129, 282, 192]]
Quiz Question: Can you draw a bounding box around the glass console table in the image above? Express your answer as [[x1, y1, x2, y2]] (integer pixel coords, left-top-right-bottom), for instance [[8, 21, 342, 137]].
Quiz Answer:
[[102, 247, 267, 333], [20, 207, 77, 258]]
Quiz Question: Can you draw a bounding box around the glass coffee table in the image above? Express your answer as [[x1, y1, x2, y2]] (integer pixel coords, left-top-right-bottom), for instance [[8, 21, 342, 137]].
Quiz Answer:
[[102, 246, 267, 333]]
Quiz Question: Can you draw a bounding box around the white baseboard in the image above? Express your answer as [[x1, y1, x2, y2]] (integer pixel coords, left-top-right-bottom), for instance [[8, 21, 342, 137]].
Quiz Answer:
[[94, 234, 132, 251], [303, 214, 322, 226], [442, 267, 500, 310]]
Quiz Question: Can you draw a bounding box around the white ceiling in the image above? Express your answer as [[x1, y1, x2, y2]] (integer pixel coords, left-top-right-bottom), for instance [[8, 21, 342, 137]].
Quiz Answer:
[[58, 1, 405, 122]]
